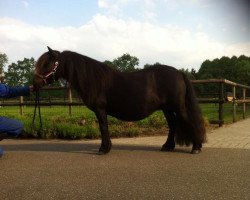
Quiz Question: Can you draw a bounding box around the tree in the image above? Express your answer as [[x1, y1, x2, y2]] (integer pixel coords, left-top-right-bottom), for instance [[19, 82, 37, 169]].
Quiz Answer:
[[4, 57, 35, 86], [112, 53, 139, 72], [0, 53, 8, 82], [143, 63, 151, 69], [197, 55, 250, 84], [143, 62, 162, 69], [179, 68, 196, 80], [196, 55, 250, 96], [191, 68, 197, 79], [103, 60, 115, 69], [234, 59, 250, 85]]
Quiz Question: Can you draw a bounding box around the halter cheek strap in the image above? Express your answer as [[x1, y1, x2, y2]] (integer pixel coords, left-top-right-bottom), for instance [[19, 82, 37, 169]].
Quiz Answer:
[[35, 61, 59, 85]]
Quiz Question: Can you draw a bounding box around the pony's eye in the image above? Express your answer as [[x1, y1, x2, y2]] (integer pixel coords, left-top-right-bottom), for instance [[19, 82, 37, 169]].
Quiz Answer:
[[44, 62, 52, 70]]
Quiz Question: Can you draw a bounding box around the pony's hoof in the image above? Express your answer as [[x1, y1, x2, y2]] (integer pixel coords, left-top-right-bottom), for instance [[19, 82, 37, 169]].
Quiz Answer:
[[98, 151, 107, 155], [160, 146, 175, 152], [98, 147, 111, 155], [0, 148, 4, 158], [190, 149, 201, 154]]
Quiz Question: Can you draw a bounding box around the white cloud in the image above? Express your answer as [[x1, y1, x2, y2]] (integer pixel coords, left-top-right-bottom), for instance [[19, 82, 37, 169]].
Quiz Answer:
[[97, 0, 128, 16], [21, 0, 30, 9], [98, 0, 134, 8], [0, 15, 249, 71], [98, 0, 109, 8], [98, 0, 158, 20]]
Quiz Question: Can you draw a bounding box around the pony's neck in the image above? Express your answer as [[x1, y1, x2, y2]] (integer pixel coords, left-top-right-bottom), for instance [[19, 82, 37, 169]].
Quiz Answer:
[[58, 51, 115, 106]]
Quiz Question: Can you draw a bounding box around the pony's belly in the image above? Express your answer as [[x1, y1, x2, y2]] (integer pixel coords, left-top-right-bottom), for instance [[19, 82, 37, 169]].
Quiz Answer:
[[108, 112, 149, 121], [106, 89, 161, 121], [107, 105, 156, 121]]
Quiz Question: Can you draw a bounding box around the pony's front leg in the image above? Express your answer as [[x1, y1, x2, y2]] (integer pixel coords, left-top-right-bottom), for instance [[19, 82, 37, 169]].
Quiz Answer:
[[95, 109, 112, 154]]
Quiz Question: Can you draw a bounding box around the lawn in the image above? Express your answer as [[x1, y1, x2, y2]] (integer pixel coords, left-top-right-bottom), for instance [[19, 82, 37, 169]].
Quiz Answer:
[[1, 103, 249, 139]]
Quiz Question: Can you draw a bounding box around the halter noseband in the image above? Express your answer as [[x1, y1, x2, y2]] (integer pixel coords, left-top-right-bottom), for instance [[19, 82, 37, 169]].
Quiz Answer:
[[35, 61, 59, 85]]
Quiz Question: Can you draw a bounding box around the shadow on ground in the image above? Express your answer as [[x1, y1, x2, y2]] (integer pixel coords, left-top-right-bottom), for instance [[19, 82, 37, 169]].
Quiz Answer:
[[1, 140, 192, 154]]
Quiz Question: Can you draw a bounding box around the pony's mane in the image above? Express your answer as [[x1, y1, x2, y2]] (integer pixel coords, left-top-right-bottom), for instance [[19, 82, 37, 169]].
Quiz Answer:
[[61, 50, 116, 75], [59, 51, 116, 103]]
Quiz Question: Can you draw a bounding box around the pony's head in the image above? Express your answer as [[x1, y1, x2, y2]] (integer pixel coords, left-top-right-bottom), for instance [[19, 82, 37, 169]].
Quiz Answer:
[[33, 46, 60, 90]]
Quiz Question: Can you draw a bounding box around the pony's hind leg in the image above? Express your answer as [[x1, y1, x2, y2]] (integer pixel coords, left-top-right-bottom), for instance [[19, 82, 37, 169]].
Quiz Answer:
[[191, 143, 202, 154], [161, 111, 176, 152], [176, 108, 202, 154]]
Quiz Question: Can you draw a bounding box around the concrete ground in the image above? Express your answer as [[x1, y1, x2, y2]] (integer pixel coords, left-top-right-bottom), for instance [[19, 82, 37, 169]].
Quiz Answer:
[[0, 118, 249, 200]]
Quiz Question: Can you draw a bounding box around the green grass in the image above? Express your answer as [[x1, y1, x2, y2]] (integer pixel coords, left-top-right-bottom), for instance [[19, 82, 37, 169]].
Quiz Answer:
[[200, 103, 250, 124], [1, 103, 249, 139]]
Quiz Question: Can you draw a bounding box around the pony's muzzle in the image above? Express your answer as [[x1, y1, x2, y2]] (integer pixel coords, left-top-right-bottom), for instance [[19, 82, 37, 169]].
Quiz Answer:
[[33, 74, 45, 91]]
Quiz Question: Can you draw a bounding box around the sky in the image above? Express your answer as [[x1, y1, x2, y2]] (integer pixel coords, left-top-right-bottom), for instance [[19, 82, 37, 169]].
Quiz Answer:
[[0, 0, 250, 70]]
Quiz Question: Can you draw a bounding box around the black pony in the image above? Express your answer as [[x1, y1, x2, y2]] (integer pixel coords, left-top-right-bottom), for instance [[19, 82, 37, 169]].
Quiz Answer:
[[33, 47, 206, 154]]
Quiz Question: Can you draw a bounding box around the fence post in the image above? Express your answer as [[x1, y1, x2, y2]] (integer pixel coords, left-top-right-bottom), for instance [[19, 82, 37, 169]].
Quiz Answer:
[[68, 87, 72, 116], [232, 86, 236, 122], [20, 96, 24, 115], [243, 88, 246, 119], [219, 82, 224, 127]]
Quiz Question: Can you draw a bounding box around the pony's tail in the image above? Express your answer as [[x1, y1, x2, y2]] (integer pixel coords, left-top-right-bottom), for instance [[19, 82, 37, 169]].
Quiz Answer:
[[175, 73, 206, 146]]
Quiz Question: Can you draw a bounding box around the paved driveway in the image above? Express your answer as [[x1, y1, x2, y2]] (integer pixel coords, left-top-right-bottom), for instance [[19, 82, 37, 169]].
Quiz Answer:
[[1, 118, 250, 199]]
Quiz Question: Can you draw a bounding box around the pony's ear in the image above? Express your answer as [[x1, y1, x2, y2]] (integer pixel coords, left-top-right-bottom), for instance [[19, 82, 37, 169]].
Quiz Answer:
[[47, 46, 53, 52], [47, 46, 58, 58]]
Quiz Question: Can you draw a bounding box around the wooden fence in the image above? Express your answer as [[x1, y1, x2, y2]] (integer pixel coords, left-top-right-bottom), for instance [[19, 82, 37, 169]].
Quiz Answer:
[[0, 86, 84, 116], [191, 79, 250, 126], [1, 79, 250, 127]]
